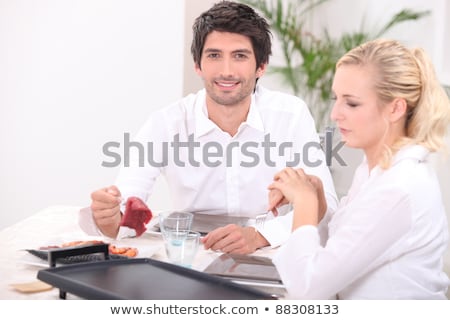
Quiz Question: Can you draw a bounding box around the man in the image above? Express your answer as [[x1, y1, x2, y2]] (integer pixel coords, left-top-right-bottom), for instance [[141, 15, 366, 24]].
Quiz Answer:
[[80, 1, 337, 254]]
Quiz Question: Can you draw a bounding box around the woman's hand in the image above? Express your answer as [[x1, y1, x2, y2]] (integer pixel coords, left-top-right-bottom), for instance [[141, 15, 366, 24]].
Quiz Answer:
[[306, 175, 327, 222], [267, 189, 288, 216], [268, 168, 322, 229], [269, 168, 317, 204]]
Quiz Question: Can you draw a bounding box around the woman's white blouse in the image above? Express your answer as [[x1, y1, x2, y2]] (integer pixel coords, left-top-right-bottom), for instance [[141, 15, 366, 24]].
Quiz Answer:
[[273, 145, 449, 299]]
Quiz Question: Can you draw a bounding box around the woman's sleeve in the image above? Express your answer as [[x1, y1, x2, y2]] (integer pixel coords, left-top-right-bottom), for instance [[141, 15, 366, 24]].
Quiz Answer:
[[272, 186, 412, 299]]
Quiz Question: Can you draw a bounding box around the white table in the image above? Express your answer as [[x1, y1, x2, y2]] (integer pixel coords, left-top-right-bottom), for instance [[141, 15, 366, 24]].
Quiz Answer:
[[0, 206, 280, 299]]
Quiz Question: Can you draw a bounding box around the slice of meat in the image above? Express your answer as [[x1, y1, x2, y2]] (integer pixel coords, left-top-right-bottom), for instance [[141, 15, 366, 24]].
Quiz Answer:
[[120, 196, 153, 237]]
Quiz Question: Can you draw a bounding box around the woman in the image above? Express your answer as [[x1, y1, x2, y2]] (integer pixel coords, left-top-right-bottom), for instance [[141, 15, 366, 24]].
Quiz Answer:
[[269, 39, 450, 299]]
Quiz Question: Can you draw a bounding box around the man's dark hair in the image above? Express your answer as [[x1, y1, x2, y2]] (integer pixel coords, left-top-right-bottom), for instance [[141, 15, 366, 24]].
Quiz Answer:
[[191, 1, 272, 69]]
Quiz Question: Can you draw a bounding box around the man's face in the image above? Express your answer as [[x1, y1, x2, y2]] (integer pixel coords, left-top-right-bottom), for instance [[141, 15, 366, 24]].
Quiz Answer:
[[195, 31, 266, 108]]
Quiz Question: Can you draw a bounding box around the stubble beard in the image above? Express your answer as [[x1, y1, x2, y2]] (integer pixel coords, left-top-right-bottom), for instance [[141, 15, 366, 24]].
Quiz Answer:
[[205, 79, 255, 107]]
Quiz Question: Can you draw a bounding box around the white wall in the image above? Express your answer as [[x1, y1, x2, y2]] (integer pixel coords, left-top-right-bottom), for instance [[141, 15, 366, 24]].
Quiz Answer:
[[309, 0, 448, 83], [0, 0, 185, 230]]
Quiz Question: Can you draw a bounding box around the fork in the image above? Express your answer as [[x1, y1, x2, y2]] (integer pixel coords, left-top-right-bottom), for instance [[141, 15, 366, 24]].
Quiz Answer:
[[255, 211, 271, 230]]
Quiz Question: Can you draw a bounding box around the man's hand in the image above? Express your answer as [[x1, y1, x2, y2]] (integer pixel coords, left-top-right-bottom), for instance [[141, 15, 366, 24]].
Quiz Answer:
[[201, 224, 269, 254], [90, 185, 122, 238]]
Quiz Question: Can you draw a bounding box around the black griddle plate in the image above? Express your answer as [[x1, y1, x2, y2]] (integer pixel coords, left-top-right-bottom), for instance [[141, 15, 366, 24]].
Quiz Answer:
[[37, 258, 276, 300]]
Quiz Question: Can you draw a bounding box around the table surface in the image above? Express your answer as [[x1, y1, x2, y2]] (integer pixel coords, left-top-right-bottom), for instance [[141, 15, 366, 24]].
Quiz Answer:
[[0, 206, 281, 299]]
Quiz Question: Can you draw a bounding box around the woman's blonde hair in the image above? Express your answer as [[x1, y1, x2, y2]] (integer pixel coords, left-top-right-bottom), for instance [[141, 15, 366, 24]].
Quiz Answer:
[[336, 39, 450, 168]]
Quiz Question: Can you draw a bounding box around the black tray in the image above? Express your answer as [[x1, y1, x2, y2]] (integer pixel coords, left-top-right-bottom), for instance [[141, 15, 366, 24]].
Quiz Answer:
[[37, 258, 276, 300]]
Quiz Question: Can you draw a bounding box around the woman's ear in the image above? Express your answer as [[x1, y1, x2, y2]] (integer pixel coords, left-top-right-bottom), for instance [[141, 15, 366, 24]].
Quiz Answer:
[[389, 98, 408, 123]]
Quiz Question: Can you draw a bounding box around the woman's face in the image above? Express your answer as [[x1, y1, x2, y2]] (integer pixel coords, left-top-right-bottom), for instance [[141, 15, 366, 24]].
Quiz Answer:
[[330, 64, 390, 156]]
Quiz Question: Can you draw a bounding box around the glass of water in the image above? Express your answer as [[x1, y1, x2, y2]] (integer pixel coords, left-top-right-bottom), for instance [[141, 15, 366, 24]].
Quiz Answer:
[[163, 230, 201, 268], [159, 211, 193, 235]]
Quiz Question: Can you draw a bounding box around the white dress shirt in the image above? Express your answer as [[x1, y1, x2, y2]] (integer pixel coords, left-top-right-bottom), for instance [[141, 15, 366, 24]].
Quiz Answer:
[[79, 85, 338, 246], [273, 145, 450, 299]]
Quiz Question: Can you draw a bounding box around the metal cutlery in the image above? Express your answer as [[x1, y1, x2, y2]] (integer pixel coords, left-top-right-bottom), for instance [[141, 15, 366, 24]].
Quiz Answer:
[[255, 211, 272, 230]]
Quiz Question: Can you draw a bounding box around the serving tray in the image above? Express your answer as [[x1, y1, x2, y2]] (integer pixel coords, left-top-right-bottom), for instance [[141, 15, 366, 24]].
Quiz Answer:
[[37, 258, 276, 300]]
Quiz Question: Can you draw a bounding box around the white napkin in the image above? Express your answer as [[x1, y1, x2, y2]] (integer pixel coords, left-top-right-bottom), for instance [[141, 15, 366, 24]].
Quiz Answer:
[[116, 226, 137, 239]]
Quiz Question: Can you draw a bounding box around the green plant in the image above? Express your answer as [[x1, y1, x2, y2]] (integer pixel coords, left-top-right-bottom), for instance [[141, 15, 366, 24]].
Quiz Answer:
[[242, 0, 430, 131], [445, 85, 450, 98]]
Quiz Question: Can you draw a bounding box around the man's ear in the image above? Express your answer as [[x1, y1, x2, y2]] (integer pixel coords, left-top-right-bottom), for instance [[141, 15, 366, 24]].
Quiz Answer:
[[194, 63, 202, 77], [389, 98, 408, 123], [256, 63, 267, 78]]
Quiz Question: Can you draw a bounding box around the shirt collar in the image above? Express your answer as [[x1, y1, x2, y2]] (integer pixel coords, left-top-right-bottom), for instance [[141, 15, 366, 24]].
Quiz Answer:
[[362, 144, 430, 176], [244, 92, 264, 132], [194, 88, 265, 138], [391, 144, 430, 165], [194, 89, 216, 138]]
